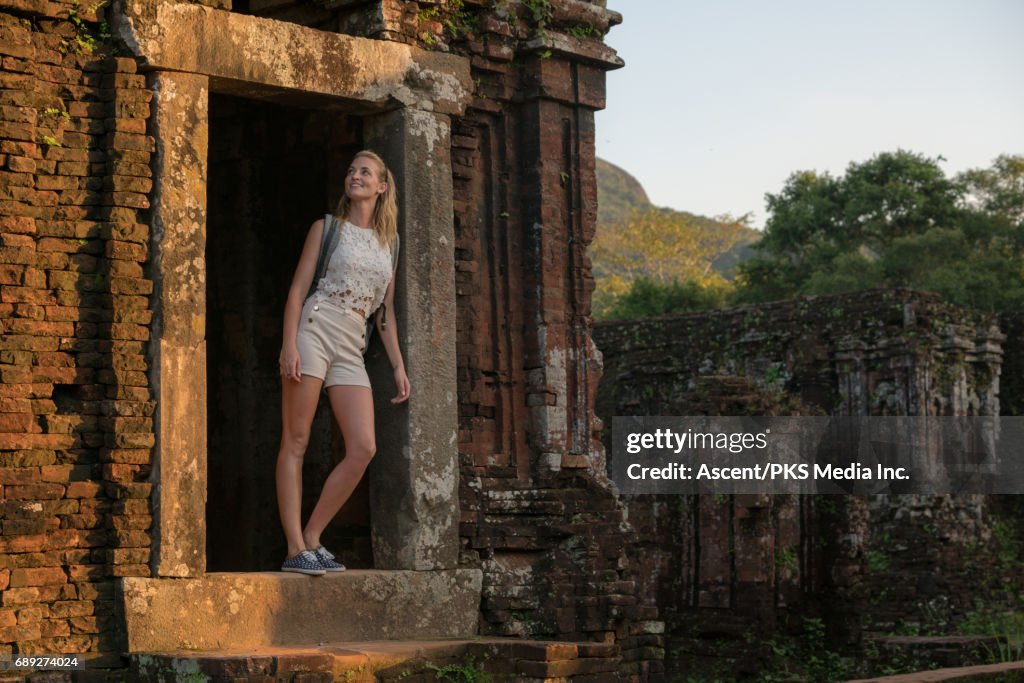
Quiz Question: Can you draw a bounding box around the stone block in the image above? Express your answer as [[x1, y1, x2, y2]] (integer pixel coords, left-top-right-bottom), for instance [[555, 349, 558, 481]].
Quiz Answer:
[[119, 569, 482, 651]]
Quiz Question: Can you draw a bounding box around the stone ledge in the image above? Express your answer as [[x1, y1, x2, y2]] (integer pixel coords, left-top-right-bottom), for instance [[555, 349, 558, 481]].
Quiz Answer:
[[520, 32, 624, 69], [111, 0, 473, 115], [847, 659, 1024, 682], [119, 569, 483, 651], [128, 637, 624, 682]]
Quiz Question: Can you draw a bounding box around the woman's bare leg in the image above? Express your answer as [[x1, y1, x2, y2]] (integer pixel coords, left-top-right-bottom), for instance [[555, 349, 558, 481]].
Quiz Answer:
[[302, 384, 375, 549], [276, 374, 324, 559]]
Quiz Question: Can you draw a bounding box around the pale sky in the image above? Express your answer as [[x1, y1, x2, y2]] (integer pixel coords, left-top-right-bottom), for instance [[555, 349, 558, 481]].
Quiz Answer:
[[595, 1, 1024, 228]]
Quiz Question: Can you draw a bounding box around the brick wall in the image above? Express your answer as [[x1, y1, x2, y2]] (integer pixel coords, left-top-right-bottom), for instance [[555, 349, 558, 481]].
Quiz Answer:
[[0, 0, 660, 676], [1, 1, 153, 661]]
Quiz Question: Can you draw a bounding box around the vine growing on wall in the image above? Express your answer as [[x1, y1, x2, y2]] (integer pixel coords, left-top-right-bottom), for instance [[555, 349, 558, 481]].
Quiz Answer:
[[522, 0, 552, 36], [37, 101, 72, 148], [417, 0, 479, 46], [60, 0, 117, 56]]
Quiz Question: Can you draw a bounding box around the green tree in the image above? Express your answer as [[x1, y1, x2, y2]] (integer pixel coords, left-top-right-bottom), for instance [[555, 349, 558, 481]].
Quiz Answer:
[[735, 150, 1024, 312], [603, 276, 728, 320], [590, 206, 750, 318]]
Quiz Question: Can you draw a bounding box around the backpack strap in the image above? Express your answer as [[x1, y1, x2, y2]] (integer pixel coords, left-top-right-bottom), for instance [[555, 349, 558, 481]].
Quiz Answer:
[[305, 213, 340, 302]]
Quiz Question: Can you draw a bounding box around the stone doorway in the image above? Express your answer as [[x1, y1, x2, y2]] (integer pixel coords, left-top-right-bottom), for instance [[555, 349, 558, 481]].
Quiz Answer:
[[115, 0, 482, 650], [205, 95, 372, 572]]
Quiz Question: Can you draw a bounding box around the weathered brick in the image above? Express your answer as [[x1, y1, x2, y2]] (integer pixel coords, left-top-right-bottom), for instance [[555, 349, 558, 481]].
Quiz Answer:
[[9, 566, 66, 587], [104, 239, 146, 261], [68, 615, 98, 634], [35, 175, 80, 191], [38, 464, 74, 481], [103, 481, 149, 501], [29, 633, 94, 653], [0, 395, 31, 411], [0, 450, 54, 467], [14, 604, 48, 624], [0, 120, 34, 141], [56, 160, 89, 175], [111, 530, 149, 548], [0, 213, 34, 237], [106, 175, 152, 193], [37, 618, 71, 637], [4, 483, 65, 500], [0, 622, 41, 642], [107, 278, 152, 296], [4, 319, 74, 335], [48, 600, 92, 618], [67, 565, 105, 582], [0, 246, 36, 265], [0, 466, 38, 484], [101, 463, 139, 482], [104, 222, 148, 242], [61, 514, 103, 530], [0, 366, 32, 384], [109, 547, 148, 564], [107, 563, 148, 579], [1, 518, 54, 535], [64, 481, 101, 498], [106, 117, 147, 134], [73, 582, 110, 600], [109, 514, 151, 530], [112, 498, 149, 515], [107, 131, 154, 152], [0, 399, 37, 425], [0, 264, 23, 284], [0, 586, 39, 606]]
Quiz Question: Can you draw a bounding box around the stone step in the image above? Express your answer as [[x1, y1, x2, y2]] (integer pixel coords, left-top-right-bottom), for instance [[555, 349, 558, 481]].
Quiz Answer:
[[119, 569, 482, 651], [863, 634, 1010, 671], [128, 637, 624, 682], [846, 659, 1024, 682]]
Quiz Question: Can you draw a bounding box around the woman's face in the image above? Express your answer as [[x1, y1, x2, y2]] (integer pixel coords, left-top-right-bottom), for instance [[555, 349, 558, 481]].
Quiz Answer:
[[345, 156, 386, 202]]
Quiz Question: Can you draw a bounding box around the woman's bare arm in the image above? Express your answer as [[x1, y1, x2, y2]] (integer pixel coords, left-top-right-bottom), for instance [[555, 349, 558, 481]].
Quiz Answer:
[[376, 258, 409, 402], [280, 219, 324, 380]]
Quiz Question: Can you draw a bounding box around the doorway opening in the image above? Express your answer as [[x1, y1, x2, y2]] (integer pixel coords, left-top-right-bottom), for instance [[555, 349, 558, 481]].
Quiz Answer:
[[204, 93, 371, 571]]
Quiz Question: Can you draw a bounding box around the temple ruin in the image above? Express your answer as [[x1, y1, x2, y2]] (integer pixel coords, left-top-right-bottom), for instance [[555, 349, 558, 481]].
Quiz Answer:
[[0, 0, 1022, 680]]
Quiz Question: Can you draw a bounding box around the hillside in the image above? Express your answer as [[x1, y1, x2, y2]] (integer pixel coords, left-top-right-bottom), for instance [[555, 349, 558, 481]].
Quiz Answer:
[[595, 157, 760, 276], [596, 158, 651, 226]]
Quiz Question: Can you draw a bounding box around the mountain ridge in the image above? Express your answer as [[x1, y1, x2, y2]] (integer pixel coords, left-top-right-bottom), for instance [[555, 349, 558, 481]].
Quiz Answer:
[[595, 157, 760, 276]]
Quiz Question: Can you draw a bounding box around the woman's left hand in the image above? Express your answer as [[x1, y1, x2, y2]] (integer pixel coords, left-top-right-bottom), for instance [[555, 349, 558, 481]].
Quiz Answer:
[[391, 366, 410, 403]]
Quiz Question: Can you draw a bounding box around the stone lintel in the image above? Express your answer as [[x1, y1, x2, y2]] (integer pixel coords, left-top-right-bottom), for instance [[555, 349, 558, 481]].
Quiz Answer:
[[520, 32, 624, 70], [148, 70, 209, 578], [119, 569, 483, 651], [364, 108, 460, 571], [112, 0, 473, 115], [549, 0, 623, 33]]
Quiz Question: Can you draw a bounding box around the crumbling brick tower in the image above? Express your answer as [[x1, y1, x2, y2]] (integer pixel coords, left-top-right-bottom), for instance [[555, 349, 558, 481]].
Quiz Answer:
[[1, 0, 665, 677]]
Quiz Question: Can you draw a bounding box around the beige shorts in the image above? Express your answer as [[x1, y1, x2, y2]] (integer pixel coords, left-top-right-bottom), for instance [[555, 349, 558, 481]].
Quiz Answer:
[[295, 296, 371, 389]]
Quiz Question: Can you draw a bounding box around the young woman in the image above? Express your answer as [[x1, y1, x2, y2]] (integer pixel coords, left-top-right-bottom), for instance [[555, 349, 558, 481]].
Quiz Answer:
[[275, 150, 410, 575]]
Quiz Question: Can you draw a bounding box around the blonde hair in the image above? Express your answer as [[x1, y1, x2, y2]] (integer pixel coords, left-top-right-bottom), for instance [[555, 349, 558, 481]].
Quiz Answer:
[[334, 150, 398, 251]]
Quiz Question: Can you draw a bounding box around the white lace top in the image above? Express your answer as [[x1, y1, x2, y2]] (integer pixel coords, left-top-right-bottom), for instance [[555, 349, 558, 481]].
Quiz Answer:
[[312, 220, 394, 320]]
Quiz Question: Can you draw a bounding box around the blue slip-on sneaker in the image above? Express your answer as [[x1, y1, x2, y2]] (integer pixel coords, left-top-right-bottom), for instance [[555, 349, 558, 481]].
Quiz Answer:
[[281, 549, 326, 576], [313, 545, 347, 572]]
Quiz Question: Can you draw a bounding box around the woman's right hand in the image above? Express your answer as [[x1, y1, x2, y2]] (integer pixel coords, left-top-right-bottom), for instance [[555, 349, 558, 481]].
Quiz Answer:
[[279, 344, 302, 382]]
